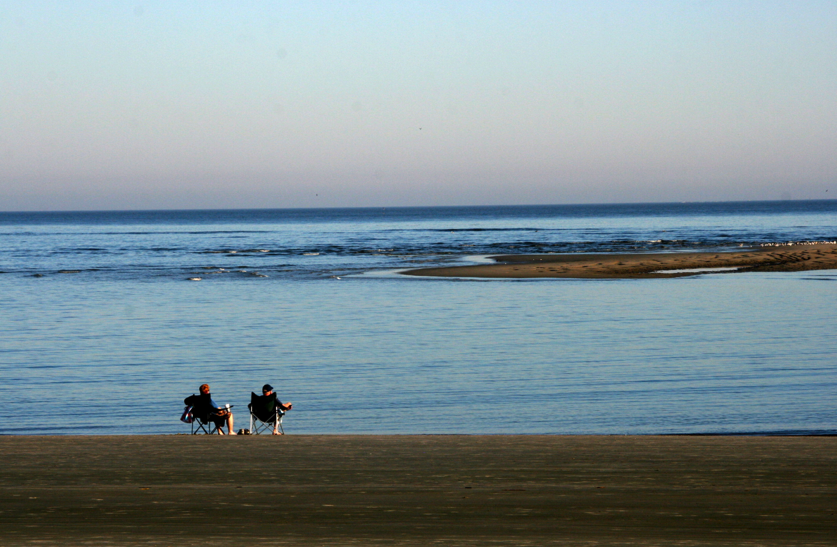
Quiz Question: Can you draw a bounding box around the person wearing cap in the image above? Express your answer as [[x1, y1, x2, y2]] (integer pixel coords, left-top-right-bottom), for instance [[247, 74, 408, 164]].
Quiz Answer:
[[184, 383, 236, 435], [261, 384, 292, 435]]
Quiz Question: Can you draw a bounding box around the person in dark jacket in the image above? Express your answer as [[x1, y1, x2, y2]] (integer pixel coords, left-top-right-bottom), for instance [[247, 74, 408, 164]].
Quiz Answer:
[[184, 383, 236, 435], [260, 383, 291, 435]]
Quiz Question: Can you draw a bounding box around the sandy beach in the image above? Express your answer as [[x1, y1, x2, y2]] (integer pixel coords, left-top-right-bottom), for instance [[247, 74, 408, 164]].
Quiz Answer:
[[404, 243, 837, 279], [2, 435, 836, 546]]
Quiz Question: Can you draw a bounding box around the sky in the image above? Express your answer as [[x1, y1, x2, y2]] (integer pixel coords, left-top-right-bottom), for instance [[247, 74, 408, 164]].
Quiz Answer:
[[2, 1, 836, 211]]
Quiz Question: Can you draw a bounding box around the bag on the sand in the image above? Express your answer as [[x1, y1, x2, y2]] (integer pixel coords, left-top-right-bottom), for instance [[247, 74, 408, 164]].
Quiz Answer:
[[180, 405, 194, 423]]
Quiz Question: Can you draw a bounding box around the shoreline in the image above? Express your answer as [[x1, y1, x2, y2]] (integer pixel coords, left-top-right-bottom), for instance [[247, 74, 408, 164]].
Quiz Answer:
[[403, 242, 837, 279], [3, 435, 836, 546]]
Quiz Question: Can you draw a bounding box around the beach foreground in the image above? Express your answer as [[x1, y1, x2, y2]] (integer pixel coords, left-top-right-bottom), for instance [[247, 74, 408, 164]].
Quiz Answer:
[[2, 436, 835, 546], [404, 243, 837, 278]]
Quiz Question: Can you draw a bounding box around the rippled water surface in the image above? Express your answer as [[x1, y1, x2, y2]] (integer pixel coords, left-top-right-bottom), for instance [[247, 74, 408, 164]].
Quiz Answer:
[[1, 202, 835, 434]]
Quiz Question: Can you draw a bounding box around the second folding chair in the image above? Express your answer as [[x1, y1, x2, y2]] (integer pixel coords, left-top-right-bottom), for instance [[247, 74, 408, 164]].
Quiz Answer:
[[248, 392, 286, 434]]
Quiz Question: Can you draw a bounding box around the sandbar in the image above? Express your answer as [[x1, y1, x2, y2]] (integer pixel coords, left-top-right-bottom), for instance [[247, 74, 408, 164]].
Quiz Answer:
[[403, 243, 837, 278], [2, 435, 836, 546]]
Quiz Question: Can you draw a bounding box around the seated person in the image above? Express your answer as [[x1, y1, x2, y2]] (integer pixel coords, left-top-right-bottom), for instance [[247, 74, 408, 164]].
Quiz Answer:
[[250, 383, 292, 435], [184, 383, 236, 435]]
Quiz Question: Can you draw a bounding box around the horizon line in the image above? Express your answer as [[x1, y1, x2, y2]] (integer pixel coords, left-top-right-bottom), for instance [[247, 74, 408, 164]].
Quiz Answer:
[[2, 197, 835, 215]]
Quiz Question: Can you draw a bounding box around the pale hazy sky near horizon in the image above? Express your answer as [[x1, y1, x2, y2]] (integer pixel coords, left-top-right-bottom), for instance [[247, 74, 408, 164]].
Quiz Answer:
[[2, 1, 836, 211]]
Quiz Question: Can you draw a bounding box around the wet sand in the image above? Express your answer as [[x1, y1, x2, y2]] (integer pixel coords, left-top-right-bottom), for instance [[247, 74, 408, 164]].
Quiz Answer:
[[403, 243, 837, 278], [2, 435, 836, 546]]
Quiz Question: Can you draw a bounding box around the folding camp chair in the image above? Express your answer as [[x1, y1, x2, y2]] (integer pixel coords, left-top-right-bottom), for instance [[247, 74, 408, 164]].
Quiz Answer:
[[248, 392, 286, 434], [187, 406, 234, 435]]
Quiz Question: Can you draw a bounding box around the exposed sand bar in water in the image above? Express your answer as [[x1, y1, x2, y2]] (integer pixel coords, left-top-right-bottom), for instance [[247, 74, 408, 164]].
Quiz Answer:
[[2, 435, 836, 546], [403, 243, 837, 278]]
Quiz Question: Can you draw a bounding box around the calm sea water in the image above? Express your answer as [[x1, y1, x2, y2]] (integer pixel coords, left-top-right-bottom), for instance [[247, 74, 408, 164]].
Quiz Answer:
[[1, 201, 836, 435]]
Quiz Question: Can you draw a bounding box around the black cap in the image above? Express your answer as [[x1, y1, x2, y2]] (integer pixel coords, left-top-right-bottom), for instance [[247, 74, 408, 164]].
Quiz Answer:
[[262, 384, 273, 392]]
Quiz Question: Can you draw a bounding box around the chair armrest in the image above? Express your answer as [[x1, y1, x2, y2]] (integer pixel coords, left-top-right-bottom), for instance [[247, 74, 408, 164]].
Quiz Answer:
[[209, 405, 234, 415]]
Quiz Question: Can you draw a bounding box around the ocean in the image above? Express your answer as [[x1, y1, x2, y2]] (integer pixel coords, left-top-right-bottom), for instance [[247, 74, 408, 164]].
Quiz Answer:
[[1, 201, 835, 435]]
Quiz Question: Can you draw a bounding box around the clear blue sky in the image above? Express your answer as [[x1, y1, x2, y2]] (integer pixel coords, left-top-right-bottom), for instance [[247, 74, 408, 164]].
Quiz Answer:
[[2, 1, 836, 211]]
